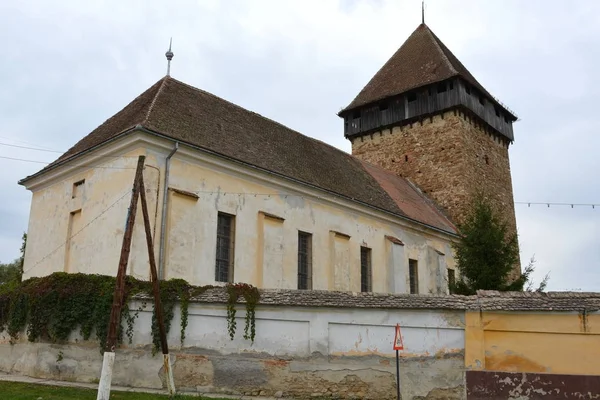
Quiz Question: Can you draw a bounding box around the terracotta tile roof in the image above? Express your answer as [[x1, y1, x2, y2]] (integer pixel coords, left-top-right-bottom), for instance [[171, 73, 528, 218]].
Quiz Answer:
[[22, 76, 457, 235], [341, 23, 513, 116], [361, 161, 456, 233]]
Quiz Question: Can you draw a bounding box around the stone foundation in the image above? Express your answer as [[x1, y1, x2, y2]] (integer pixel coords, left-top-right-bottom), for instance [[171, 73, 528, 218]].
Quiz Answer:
[[0, 342, 464, 399]]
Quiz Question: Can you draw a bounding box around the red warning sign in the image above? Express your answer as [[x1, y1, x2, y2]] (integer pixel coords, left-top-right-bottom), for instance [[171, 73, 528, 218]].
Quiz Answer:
[[393, 324, 404, 350]]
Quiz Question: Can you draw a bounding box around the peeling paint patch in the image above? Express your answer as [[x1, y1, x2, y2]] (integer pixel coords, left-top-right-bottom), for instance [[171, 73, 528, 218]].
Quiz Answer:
[[467, 370, 600, 399]]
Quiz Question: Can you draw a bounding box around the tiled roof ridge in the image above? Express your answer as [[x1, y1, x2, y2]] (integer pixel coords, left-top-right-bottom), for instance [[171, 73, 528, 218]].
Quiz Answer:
[[143, 76, 169, 125], [340, 28, 419, 113], [476, 290, 600, 298], [427, 28, 519, 119], [28, 78, 166, 174], [133, 287, 600, 312], [424, 24, 458, 76]]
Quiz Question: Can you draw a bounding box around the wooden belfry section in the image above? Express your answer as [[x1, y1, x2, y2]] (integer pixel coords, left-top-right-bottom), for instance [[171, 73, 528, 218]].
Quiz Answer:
[[338, 23, 517, 144], [97, 155, 175, 400]]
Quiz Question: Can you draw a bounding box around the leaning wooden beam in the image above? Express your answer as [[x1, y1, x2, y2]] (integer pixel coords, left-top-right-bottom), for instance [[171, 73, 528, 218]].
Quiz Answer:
[[97, 155, 145, 400], [139, 170, 176, 395]]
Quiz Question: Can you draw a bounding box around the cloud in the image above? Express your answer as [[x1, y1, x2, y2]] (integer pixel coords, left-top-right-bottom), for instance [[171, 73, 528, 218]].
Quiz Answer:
[[1, 0, 598, 290]]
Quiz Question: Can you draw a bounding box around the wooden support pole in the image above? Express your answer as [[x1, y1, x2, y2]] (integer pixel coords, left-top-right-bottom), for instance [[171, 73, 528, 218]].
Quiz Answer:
[[139, 174, 176, 395], [97, 155, 145, 400]]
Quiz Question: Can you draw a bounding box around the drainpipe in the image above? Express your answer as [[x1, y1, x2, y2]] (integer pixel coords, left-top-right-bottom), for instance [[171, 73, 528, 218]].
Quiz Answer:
[[158, 142, 179, 280]]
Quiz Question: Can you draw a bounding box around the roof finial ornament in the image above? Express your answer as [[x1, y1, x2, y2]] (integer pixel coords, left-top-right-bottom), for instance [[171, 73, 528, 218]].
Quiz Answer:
[[422, 0, 425, 24], [165, 38, 174, 76]]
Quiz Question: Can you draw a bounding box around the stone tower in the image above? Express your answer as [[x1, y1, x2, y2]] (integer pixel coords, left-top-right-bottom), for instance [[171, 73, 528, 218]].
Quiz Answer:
[[339, 23, 519, 270]]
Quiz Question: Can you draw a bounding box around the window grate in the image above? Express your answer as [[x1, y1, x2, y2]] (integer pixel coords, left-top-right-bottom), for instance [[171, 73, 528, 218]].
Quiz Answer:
[[215, 213, 234, 282], [297, 232, 312, 290], [360, 247, 372, 292], [409, 259, 419, 294]]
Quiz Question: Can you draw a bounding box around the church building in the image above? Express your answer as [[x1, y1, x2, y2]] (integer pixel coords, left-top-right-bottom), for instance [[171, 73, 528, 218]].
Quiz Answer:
[[19, 22, 518, 294]]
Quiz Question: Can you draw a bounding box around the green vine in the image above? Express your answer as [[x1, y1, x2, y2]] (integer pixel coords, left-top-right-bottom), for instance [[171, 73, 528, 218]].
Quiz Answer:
[[225, 283, 260, 342], [0, 273, 259, 353]]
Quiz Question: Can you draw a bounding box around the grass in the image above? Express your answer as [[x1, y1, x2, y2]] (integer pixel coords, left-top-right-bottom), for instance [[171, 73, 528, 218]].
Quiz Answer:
[[0, 381, 224, 400]]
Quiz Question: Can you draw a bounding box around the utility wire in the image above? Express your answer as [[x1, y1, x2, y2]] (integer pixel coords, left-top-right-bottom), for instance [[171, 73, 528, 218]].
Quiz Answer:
[[0, 142, 141, 161], [2, 146, 596, 208], [0, 136, 58, 151], [0, 155, 136, 170], [515, 201, 599, 209], [0, 142, 63, 153], [0, 155, 48, 164], [22, 190, 132, 275], [187, 191, 600, 209]]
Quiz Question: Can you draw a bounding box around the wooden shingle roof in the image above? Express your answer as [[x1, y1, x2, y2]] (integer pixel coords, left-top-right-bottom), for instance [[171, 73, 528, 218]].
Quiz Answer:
[[22, 76, 457, 234]]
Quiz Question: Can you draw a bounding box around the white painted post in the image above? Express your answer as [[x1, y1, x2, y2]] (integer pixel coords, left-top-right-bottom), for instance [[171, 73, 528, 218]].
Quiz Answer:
[[164, 354, 176, 395], [96, 351, 115, 400]]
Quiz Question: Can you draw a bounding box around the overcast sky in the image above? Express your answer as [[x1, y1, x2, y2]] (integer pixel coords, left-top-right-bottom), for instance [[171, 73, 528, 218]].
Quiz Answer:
[[1, 0, 598, 291]]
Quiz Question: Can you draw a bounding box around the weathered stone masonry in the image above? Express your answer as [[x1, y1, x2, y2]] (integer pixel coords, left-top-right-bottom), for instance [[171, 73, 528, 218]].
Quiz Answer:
[[352, 110, 518, 250]]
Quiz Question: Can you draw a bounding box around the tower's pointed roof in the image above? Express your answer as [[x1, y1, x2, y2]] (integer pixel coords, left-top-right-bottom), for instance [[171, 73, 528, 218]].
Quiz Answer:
[[342, 23, 510, 116]]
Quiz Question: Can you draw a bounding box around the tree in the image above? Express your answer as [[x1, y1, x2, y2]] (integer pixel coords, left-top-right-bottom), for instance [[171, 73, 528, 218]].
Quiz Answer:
[[0, 260, 21, 287], [18, 232, 27, 279], [0, 233, 27, 287], [450, 194, 548, 295]]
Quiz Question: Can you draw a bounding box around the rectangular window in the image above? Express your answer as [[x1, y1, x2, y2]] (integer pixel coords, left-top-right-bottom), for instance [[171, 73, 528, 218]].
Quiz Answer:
[[448, 268, 456, 291], [215, 213, 235, 282], [297, 232, 312, 290], [437, 82, 447, 93], [72, 179, 85, 199], [360, 247, 372, 292], [409, 259, 419, 294], [407, 92, 417, 102]]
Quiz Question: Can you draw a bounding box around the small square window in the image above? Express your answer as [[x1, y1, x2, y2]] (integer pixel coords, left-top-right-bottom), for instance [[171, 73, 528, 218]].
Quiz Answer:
[[437, 82, 447, 93], [407, 92, 417, 102], [72, 179, 85, 199]]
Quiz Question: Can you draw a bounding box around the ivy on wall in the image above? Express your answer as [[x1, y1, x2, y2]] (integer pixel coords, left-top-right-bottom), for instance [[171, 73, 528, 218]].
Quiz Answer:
[[0, 272, 259, 353]]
